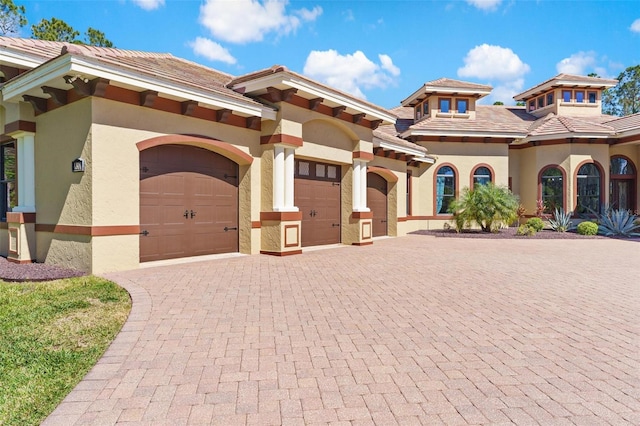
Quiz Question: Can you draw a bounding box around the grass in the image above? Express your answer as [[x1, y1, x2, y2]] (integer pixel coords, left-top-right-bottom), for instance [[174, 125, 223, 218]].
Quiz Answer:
[[0, 276, 131, 426]]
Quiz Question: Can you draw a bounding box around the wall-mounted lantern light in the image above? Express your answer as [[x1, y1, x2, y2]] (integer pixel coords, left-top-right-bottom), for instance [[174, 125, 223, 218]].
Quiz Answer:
[[72, 158, 85, 173]]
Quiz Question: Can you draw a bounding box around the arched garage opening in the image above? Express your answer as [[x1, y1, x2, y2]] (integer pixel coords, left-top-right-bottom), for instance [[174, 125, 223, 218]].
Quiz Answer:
[[138, 141, 245, 262], [367, 172, 388, 237]]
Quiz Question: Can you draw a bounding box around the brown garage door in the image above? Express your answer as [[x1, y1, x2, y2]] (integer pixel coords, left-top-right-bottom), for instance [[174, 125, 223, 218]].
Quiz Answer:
[[140, 144, 238, 262], [367, 172, 388, 237], [295, 160, 341, 247]]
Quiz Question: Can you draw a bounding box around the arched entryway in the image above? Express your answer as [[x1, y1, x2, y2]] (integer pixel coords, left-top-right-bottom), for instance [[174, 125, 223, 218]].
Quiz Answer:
[[139, 144, 239, 262], [610, 156, 636, 211], [367, 172, 388, 237]]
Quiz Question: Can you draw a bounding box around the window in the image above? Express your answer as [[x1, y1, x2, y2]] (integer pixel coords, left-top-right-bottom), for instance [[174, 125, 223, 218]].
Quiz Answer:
[[439, 98, 451, 113], [576, 163, 601, 213], [528, 100, 535, 112], [1, 143, 16, 222], [588, 92, 597, 104], [540, 166, 563, 213], [456, 99, 468, 114], [562, 90, 571, 102], [575, 91, 585, 103], [406, 171, 412, 216], [610, 156, 636, 211], [472, 166, 492, 188], [537, 96, 544, 108], [435, 166, 455, 214], [423, 101, 429, 117], [415, 105, 422, 120], [546, 92, 554, 106]]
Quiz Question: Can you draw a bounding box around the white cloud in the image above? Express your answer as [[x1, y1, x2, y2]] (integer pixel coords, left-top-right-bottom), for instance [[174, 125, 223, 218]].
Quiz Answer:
[[199, 0, 322, 44], [343, 9, 355, 22], [303, 50, 401, 100], [457, 44, 530, 104], [556, 51, 597, 74], [466, 0, 502, 11], [379, 54, 400, 77], [631, 18, 640, 33], [189, 37, 236, 65], [131, 0, 164, 11], [458, 44, 530, 81]]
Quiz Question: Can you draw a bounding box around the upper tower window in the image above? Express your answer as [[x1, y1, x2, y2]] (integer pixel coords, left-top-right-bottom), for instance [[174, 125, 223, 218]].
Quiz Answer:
[[456, 99, 468, 114], [439, 98, 451, 113], [546, 92, 554, 105], [575, 91, 585, 103], [588, 92, 597, 103], [562, 90, 571, 102]]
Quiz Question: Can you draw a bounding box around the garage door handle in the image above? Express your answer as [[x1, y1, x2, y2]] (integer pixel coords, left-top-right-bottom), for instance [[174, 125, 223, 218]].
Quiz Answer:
[[332, 223, 340, 227], [140, 230, 149, 236], [224, 226, 238, 232], [190, 210, 197, 218]]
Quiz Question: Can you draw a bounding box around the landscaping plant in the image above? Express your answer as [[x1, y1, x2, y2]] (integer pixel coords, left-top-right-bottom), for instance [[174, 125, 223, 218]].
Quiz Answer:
[[0, 277, 130, 425], [449, 183, 519, 233], [597, 208, 640, 237], [548, 207, 574, 232], [577, 221, 599, 235], [525, 217, 545, 232], [516, 224, 537, 236]]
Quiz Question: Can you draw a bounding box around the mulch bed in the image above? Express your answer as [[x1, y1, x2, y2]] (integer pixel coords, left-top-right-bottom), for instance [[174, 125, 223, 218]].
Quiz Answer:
[[0, 256, 85, 282], [412, 227, 640, 241]]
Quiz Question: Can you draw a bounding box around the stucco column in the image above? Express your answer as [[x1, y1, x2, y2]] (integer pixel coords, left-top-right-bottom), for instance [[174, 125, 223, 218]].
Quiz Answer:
[[273, 144, 298, 212], [13, 131, 36, 213], [273, 145, 285, 211], [284, 147, 295, 209], [353, 159, 370, 212]]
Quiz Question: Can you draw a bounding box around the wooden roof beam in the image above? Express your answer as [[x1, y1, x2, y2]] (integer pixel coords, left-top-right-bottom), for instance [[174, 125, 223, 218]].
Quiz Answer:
[[22, 95, 47, 114]]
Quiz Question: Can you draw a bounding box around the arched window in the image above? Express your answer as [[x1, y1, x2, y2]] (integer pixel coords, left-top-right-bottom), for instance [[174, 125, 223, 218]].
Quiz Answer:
[[576, 163, 601, 213], [472, 166, 492, 188], [436, 166, 455, 214], [610, 156, 636, 211], [540, 166, 563, 213]]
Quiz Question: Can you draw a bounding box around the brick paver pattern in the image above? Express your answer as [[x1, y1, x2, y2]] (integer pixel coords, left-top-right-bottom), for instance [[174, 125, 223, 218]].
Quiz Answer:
[[44, 236, 640, 425]]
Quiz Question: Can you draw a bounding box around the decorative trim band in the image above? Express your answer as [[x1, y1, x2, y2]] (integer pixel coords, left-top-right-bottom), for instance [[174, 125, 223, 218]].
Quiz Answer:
[[251, 221, 261, 228], [260, 249, 303, 256], [4, 120, 36, 135], [352, 211, 373, 219], [260, 211, 303, 221], [6, 212, 36, 223], [353, 151, 375, 161], [260, 134, 303, 147], [35, 224, 140, 236]]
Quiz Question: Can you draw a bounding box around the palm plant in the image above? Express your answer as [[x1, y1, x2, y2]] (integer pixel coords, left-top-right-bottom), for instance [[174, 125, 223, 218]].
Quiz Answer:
[[449, 183, 519, 233]]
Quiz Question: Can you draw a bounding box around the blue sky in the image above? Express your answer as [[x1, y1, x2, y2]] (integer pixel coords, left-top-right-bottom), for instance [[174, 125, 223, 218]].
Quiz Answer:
[[13, 0, 640, 108]]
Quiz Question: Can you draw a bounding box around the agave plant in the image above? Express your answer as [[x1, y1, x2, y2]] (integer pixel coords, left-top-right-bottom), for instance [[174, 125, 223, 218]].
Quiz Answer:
[[597, 209, 640, 237], [548, 207, 574, 232]]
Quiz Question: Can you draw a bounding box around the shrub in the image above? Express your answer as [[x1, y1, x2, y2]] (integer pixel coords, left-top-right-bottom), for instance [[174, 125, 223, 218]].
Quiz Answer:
[[577, 221, 598, 235], [526, 217, 545, 232], [548, 207, 574, 232], [597, 209, 640, 237], [516, 224, 536, 236], [449, 183, 519, 233]]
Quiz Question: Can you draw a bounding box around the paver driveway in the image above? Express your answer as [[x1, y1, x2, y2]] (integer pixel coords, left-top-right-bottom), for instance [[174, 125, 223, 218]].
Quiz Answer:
[[45, 235, 640, 425]]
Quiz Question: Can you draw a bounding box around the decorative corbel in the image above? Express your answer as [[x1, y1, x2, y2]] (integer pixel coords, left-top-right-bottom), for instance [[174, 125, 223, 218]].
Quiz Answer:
[[216, 109, 231, 123], [369, 120, 382, 130], [139, 90, 158, 107], [246, 116, 260, 130], [41, 86, 68, 106], [181, 101, 198, 116], [332, 106, 346, 117], [352, 113, 365, 124], [308, 98, 323, 111], [22, 95, 48, 114]]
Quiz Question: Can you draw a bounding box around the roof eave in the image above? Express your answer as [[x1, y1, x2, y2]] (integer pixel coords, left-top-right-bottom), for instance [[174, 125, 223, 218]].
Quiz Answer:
[[401, 129, 527, 139], [233, 72, 395, 124], [514, 78, 618, 101], [2, 53, 269, 118]]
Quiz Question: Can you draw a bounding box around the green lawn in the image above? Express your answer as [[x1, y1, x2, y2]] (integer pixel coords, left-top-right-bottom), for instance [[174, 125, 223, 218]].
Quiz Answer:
[[0, 277, 131, 426]]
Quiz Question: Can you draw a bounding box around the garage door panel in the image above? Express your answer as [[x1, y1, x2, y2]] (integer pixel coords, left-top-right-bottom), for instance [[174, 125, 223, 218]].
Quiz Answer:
[[295, 160, 341, 248], [140, 145, 239, 262]]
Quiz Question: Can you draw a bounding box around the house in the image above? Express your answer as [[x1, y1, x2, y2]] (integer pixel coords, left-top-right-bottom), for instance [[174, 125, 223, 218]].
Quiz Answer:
[[0, 37, 638, 273]]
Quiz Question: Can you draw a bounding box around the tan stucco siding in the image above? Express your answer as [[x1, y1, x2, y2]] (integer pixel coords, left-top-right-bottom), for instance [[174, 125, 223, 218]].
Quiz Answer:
[[35, 98, 93, 226]]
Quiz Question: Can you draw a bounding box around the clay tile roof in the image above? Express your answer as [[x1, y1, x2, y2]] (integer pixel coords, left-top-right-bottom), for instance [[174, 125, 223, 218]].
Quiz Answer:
[[373, 127, 428, 155], [0, 36, 66, 60], [406, 105, 534, 135], [230, 65, 396, 119], [0, 37, 261, 107], [514, 73, 618, 100], [527, 114, 615, 137], [423, 78, 492, 91], [602, 112, 640, 133]]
